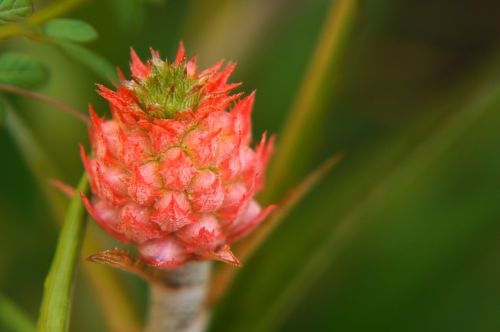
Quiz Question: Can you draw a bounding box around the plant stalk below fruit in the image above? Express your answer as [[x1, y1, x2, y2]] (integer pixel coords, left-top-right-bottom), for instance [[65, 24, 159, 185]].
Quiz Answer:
[[146, 262, 212, 332]]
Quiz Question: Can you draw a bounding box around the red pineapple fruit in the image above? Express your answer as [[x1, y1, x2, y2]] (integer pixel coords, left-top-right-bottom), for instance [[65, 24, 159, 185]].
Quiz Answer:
[[81, 43, 275, 269]]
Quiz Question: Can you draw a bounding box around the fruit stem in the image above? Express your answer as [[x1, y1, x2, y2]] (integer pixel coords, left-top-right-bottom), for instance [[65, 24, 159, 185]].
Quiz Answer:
[[146, 262, 212, 332]]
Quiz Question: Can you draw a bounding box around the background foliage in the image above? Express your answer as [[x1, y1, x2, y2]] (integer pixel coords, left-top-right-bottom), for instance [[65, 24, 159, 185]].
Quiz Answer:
[[1, 0, 499, 331]]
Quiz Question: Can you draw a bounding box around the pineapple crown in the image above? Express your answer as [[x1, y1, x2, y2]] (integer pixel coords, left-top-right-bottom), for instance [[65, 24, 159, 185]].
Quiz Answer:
[[99, 42, 242, 124], [126, 48, 203, 119]]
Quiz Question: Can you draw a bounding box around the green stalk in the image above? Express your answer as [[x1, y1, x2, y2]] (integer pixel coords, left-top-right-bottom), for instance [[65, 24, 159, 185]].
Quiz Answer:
[[264, 0, 357, 200], [37, 175, 89, 332]]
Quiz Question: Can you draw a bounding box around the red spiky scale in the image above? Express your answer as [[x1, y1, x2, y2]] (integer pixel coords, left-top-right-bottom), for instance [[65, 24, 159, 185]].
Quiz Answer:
[[173, 41, 186, 67], [232, 92, 255, 143], [120, 202, 162, 243], [81, 43, 274, 269], [159, 148, 196, 190], [130, 48, 151, 80], [151, 191, 193, 232], [228, 203, 277, 243]]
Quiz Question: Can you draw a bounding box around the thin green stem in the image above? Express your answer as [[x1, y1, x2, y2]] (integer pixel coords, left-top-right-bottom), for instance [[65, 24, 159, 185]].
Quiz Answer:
[[265, 0, 357, 200], [0, 83, 88, 123]]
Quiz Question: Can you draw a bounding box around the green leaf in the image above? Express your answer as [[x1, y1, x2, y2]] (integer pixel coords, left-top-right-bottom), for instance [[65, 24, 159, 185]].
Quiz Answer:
[[54, 40, 117, 82], [0, 52, 48, 88], [43, 18, 97, 43], [0, 0, 32, 24], [0, 293, 36, 332], [37, 175, 89, 332]]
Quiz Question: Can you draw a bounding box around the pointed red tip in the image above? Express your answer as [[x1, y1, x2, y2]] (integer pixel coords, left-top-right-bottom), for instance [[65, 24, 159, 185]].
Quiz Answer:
[[79, 143, 87, 161], [150, 47, 161, 61], [80, 192, 94, 216], [186, 56, 197, 76], [264, 133, 276, 162], [223, 62, 237, 76], [242, 91, 256, 112], [88, 105, 101, 127], [130, 48, 150, 79], [116, 67, 125, 81], [130, 48, 141, 65], [49, 179, 76, 198], [228, 203, 277, 243], [174, 41, 186, 66], [96, 84, 112, 98]]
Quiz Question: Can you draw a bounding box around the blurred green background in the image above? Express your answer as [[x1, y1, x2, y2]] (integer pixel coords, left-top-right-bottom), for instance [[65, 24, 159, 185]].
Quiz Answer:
[[1, 0, 500, 331]]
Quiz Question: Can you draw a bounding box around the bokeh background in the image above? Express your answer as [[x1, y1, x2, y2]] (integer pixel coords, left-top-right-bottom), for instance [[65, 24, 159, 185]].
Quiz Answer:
[[1, 0, 500, 331]]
